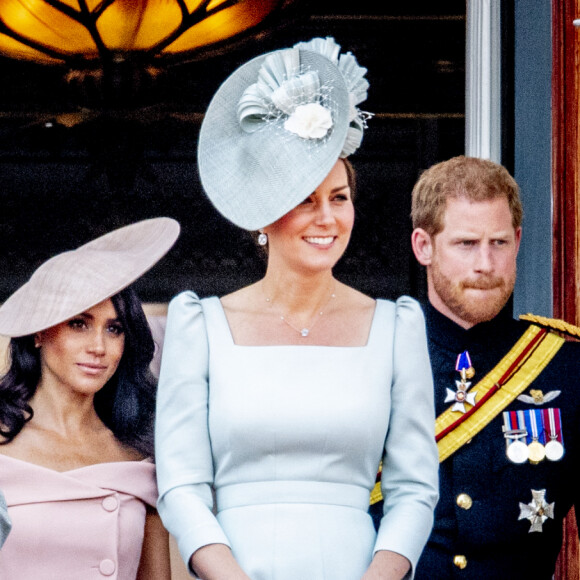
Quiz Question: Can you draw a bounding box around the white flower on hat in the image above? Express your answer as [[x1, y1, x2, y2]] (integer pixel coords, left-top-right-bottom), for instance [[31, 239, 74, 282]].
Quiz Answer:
[[284, 103, 332, 139], [237, 37, 371, 155], [297, 37, 371, 157]]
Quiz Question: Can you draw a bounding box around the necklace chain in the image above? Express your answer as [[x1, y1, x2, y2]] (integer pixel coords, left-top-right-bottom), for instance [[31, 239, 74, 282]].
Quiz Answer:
[[264, 284, 336, 338]]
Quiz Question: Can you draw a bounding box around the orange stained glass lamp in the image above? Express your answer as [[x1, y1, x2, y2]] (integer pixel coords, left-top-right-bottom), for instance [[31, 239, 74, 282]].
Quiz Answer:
[[0, 0, 297, 65]]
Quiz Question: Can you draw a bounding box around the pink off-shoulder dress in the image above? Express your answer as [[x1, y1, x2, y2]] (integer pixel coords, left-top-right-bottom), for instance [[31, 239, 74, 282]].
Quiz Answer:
[[0, 454, 157, 580]]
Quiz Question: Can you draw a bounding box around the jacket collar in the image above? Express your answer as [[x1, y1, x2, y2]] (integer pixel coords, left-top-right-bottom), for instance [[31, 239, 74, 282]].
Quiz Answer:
[[424, 299, 518, 354]]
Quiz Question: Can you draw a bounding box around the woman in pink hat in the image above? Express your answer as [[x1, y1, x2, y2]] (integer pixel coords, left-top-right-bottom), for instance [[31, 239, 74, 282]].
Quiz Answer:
[[0, 218, 179, 580]]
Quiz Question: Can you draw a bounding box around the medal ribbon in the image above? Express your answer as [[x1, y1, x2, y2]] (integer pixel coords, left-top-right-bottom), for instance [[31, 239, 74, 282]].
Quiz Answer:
[[543, 407, 563, 445], [456, 350, 472, 372], [516, 410, 526, 437], [503, 411, 514, 433], [530, 409, 546, 444], [503, 410, 526, 441], [436, 325, 565, 462], [503, 410, 526, 437]]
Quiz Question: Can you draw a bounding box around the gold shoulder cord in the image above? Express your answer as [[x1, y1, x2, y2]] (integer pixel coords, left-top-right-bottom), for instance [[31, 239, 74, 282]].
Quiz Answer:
[[519, 313, 580, 339]]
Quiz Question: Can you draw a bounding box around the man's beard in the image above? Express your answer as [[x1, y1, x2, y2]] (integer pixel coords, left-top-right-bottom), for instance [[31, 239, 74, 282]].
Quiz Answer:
[[431, 262, 516, 327]]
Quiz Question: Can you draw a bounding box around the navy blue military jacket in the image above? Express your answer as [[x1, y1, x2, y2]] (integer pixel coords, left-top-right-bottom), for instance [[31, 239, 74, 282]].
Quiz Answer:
[[413, 302, 580, 579]]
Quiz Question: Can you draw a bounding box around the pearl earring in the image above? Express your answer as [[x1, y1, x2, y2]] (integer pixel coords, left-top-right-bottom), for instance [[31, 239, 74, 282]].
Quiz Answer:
[[258, 232, 268, 246]]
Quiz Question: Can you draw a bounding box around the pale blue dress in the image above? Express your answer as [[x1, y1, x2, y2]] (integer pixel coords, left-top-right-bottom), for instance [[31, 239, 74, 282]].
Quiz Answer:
[[155, 291, 438, 579]]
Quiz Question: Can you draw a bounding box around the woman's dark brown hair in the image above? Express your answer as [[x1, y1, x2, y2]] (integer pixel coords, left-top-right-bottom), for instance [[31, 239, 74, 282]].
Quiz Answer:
[[0, 287, 157, 456]]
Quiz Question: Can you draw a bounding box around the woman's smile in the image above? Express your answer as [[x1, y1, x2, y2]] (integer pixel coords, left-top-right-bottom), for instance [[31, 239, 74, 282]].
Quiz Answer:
[[303, 236, 336, 247]]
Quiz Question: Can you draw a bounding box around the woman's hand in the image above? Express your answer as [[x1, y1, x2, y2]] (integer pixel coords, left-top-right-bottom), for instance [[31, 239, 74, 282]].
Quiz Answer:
[[190, 544, 252, 580], [360, 550, 411, 580]]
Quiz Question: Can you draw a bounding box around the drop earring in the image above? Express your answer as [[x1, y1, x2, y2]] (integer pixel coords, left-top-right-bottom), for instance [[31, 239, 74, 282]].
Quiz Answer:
[[258, 231, 268, 246]]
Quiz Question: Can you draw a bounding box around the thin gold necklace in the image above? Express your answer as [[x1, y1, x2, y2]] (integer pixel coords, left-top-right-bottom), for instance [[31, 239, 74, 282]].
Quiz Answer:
[[264, 283, 336, 338]]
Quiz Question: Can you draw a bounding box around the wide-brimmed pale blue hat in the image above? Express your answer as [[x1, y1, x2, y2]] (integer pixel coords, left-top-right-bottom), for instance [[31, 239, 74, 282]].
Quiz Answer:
[[198, 37, 371, 231]]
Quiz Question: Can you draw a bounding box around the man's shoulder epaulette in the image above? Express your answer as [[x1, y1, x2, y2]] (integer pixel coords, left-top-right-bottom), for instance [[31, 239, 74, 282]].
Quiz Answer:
[[519, 313, 580, 340]]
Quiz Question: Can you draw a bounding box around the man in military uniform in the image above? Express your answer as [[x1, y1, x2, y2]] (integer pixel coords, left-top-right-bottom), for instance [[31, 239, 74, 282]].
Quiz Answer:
[[372, 155, 580, 578]]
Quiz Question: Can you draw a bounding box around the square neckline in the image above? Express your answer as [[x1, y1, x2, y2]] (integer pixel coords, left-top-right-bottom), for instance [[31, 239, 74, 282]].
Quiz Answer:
[[208, 296, 385, 348]]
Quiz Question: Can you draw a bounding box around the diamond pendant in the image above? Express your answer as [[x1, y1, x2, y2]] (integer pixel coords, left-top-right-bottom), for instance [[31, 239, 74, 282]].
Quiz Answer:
[[301, 328, 309, 337]]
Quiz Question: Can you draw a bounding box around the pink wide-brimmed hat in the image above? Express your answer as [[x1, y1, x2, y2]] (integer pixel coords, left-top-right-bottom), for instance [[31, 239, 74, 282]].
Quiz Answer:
[[0, 217, 180, 337]]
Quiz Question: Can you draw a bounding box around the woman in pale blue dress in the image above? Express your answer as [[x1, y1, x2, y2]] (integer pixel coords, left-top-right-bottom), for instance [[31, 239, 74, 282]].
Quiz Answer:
[[155, 38, 439, 580]]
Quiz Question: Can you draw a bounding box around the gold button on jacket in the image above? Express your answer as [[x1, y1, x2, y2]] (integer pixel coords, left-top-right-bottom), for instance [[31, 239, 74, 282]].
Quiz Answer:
[[454, 555, 468, 569], [456, 493, 473, 510]]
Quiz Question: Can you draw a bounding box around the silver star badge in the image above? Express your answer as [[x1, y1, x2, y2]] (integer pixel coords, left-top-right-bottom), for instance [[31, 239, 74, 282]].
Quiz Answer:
[[518, 489, 555, 532], [445, 378, 477, 413]]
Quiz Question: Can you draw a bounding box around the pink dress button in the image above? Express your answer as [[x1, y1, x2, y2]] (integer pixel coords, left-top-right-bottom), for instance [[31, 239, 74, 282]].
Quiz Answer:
[[101, 496, 118, 512], [99, 559, 116, 576]]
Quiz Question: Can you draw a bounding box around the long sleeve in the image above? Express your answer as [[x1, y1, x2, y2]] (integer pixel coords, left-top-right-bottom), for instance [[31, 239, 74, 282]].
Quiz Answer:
[[155, 291, 230, 568], [373, 296, 439, 575]]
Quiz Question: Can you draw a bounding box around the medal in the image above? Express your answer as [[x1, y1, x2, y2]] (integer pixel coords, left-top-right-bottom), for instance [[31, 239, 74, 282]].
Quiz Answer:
[[526, 409, 546, 464], [518, 489, 555, 532], [545, 439, 564, 461], [503, 409, 563, 464], [528, 441, 546, 464], [503, 411, 529, 464], [543, 408, 565, 461], [445, 351, 477, 413], [507, 438, 529, 463]]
